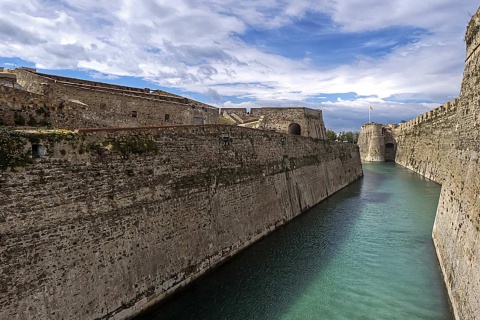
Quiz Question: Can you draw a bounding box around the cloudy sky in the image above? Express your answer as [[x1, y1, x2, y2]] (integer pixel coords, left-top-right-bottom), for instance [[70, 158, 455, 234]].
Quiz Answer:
[[0, 1, 477, 131]]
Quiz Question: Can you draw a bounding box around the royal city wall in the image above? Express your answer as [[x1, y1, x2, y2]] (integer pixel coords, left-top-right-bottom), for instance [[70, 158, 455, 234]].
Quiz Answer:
[[0, 85, 186, 129], [0, 125, 363, 320], [389, 9, 480, 319], [14, 69, 219, 128], [394, 99, 459, 183]]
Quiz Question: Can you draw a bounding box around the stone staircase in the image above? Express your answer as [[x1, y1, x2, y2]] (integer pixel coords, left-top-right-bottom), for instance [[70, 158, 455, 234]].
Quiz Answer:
[[220, 111, 264, 129]]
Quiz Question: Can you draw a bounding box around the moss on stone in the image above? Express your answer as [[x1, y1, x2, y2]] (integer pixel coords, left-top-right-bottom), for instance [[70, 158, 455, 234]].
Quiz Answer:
[[0, 129, 32, 170], [0, 128, 78, 170], [112, 136, 158, 156]]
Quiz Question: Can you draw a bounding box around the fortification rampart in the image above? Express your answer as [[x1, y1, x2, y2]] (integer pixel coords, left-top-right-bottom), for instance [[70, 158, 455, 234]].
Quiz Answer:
[[393, 99, 459, 183], [0, 125, 362, 320], [431, 9, 480, 320], [28, 70, 179, 97], [0, 85, 59, 127], [14, 69, 219, 128], [0, 86, 198, 129], [16, 69, 217, 109], [370, 9, 480, 319]]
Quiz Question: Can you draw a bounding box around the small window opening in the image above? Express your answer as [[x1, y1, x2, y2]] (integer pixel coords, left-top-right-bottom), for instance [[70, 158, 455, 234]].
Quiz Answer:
[[221, 133, 231, 145], [131, 111, 137, 118], [32, 144, 46, 158], [165, 114, 170, 122]]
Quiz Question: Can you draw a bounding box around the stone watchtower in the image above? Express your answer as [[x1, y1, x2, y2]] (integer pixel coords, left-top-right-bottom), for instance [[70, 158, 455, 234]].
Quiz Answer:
[[357, 123, 397, 162]]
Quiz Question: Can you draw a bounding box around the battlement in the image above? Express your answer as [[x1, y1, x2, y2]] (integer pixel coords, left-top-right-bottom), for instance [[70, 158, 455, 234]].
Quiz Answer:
[[396, 98, 459, 131]]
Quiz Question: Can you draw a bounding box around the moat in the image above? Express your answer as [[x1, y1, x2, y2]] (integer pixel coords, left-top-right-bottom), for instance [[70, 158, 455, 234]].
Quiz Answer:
[[136, 163, 452, 320]]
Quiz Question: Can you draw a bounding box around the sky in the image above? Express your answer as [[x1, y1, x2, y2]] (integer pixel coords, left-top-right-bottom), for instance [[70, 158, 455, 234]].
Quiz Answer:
[[0, 1, 478, 132]]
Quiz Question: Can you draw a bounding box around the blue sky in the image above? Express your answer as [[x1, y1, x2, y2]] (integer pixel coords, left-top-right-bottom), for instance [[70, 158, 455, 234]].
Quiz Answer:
[[0, 0, 478, 132]]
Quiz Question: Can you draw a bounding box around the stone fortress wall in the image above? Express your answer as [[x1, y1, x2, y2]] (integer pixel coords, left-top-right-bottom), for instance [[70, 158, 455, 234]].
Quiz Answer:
[[219, 107, 327, 140], [14, 69, 219, 128], [357, 123, 385, 162], [0, 125, 362, 320], [7, 69, 327, 140], [0, 64, 363, 319], [357, 9, 480, 319], [251, 107, 327, 140], [432, 11, 480, 319], [396, 98, 459, 132], [394, 98, 459, 183], [357, 123, 397, 162]]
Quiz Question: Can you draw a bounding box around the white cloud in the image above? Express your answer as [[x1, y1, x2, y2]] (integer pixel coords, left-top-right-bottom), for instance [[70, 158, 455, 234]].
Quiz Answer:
[[0, 0, 477, 130]]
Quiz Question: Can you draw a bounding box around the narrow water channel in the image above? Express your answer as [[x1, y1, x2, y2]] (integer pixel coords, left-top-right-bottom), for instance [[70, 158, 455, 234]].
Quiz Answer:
[[135, 163, 453, 320]]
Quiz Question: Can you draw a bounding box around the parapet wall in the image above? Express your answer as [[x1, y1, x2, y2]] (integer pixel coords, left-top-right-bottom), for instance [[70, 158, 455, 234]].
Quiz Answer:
[[0, 125, 362, 320]]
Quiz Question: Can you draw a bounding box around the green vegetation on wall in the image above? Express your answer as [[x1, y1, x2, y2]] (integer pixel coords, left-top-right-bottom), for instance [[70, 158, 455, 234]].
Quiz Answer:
[[0, 129, 77, 171], [0, 129, 32, 170], [112, 136, 158, 156]]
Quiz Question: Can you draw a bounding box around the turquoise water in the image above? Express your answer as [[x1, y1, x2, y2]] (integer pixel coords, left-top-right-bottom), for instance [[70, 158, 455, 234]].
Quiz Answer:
[[135, 163, 452, 320]]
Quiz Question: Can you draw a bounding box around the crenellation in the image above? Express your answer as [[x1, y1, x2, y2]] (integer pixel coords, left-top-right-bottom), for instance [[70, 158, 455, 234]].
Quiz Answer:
[[395, 98, 459, 132]]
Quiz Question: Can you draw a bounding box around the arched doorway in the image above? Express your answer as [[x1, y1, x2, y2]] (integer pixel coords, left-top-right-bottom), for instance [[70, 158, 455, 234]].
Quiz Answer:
[[385, 143, 396, 162], [288, 123, 301, 135]]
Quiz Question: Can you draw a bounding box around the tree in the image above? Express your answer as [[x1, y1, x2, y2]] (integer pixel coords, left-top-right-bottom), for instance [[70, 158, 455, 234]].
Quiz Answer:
[[326, 129, 336, 141], [337, 131, 360, 143]]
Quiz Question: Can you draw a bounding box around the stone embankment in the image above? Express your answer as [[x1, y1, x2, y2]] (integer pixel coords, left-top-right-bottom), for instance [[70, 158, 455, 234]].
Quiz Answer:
[[0, 125, 362, 320]]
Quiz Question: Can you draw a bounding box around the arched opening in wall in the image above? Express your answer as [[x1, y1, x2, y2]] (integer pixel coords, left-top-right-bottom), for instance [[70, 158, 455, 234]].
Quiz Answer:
[[288, 123, 301, 135], [32, 144, 46, 158], [385, 143, 396, 162], [165, 114, 170, 122]]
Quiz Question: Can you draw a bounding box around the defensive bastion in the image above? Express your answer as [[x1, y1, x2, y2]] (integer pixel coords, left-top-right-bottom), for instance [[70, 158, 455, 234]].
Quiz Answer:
[[358, 8, 480, 319], [0, 70, 363, 318]]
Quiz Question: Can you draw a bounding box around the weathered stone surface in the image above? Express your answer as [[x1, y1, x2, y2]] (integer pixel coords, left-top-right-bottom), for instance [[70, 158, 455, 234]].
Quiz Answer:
[[358, 123, 397, 162], [13, 69, 219, 128], [394, 99, 459, 183], [250, 107, 326, 140], [357, 123, 384, 161], [0, 125, 362, 320], [357, 8, 480, 319]]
